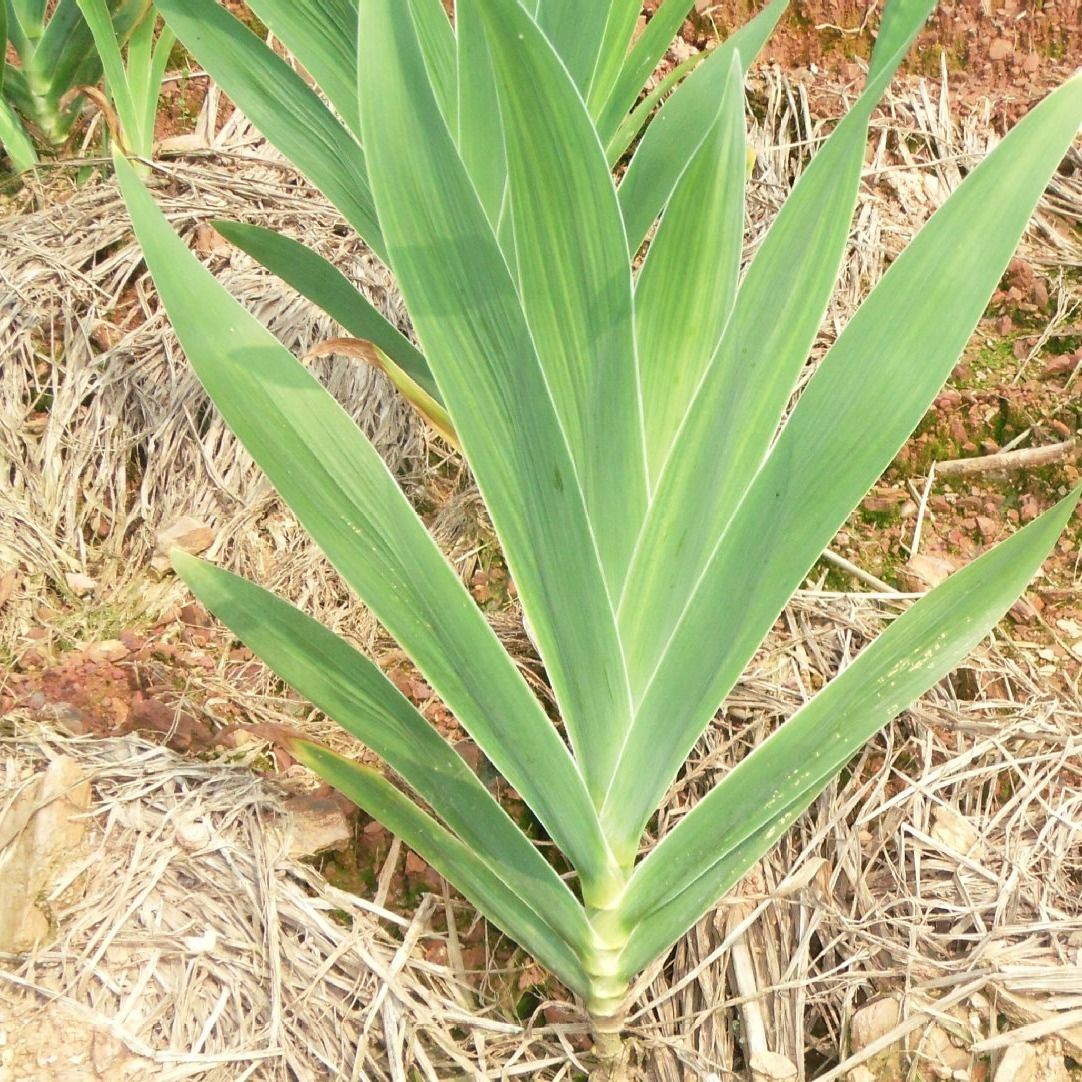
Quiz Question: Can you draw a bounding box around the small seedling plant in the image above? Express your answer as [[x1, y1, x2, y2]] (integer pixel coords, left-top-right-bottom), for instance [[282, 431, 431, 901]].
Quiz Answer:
[[1, 0, 170, 172], [116, 0, 1082, 1068], [74, 0, 175, 170]]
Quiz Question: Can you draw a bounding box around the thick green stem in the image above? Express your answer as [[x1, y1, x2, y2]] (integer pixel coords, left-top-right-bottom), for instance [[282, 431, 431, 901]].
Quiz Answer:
[[584, 886, 631, 1059], [583, 870, 631, 1018], [589, 1009, 631, 1081]]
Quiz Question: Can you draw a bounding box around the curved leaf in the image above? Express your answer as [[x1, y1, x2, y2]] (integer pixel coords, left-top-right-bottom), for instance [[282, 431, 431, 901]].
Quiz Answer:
[[289, 739, 592, 996], [617, 485, 1081, 973], [155, 0, 385, 259], [211, 220, 436, 400], [244, 0, 362, 137], [0, 98, 37, 171], [303, 338, 458, 451], [618, 0, 788, 251], [174, 552, 590, 957], [115, 152, 614, 904]]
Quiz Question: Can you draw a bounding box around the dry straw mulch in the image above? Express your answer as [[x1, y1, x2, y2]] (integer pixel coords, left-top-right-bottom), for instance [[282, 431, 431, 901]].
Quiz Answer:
[[2, 63, 1081, 1079]]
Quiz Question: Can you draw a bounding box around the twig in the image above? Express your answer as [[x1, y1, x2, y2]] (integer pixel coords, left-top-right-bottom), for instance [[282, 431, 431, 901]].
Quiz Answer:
[[935, 436, 1079, 478], [820, 549, 895, 593], [971, 1007, 1082, 1053], [907, 464, 936, 558], [728, 907, 798, 1081]]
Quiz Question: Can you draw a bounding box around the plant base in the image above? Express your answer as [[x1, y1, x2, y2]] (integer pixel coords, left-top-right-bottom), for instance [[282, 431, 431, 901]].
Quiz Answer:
[[589, 1012, 632, 1081]]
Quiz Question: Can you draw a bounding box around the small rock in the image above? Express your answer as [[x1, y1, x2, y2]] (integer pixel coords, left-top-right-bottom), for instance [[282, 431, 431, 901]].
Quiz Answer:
[[1040, 354, 1079, 380], [922, 1024, 970, 1075], [41, 702, 85, 736], [118, 629, 145, 652], [846, 1069, 877, 1082], [976, 515, 998, 541], [1009, 597, 1039, 624], [283, 794, 352, 858], [193, 222, 231, 256], [901, 553, 957, 590], [0, 756, 91, 953], [89, 321, 123, 351], [404, 850, 428, 877], [182, 927, 219, 954], [403, 849, 442, 891], [863, 492, 904, 514], [930, 809, 982, 856], [16, 648, 46, 670], [454, 739, 483, 774], [64, 572, 97, 597], [173, 814, 213, 852], [851, 997, 901, 1051], [179, 602, 213, 628], [0, 570, 16, 608], [949, 667, 981, 701], [994, 1043, 1036, 1082], [748, 1050, 797, 1079], [989, 39, 1012, 61], [85, 639, 129, 664], [127, 698, 175, 734], [152, 517, 216, 573]]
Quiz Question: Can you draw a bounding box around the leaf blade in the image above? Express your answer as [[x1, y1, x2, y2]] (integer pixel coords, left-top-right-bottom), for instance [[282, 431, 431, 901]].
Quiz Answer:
[[634, 52, 745, 481], [210, 220, 437, 400], [618, 486, 1081, 973], [535, 0, 610, 93], [243, 0, 361, 137], [584, 0, 642, 121], [607, 68, 1082, 854], [407, 0, 457, 130], [0, 97, 38, 171], [155, 0, 385, 259], [289, 739, 592, 996], [114, 152, 614, 900], [593, 0, 695, 146], [360, 0, 635, 833], [174, 552, 591, 956], [618, 0, 788, 252], [455, 0, 507, 228], [618, 35, 922, 701], [476, 0, 646, 593]]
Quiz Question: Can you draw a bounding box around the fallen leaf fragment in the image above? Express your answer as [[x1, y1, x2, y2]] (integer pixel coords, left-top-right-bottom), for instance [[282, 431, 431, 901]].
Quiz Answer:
[[153, 516, 216, 572], [0, 756, 91, 953]]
